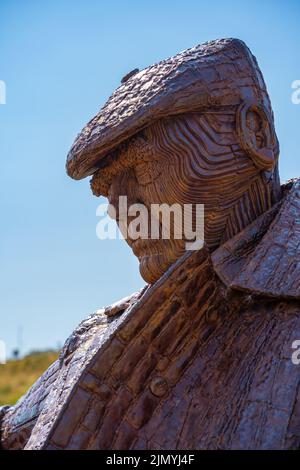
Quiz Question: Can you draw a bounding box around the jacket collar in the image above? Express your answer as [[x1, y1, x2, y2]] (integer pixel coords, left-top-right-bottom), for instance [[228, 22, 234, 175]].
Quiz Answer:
[[212, 179, 300, 300]]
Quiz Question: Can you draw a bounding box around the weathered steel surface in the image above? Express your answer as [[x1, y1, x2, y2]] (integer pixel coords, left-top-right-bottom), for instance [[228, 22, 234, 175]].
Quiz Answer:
[[0, 360, 60, 449], [1, 37, 300, 450], [2, 181, 300, 449], [213, 179, 300, 299], [66, 38, 273, 180]]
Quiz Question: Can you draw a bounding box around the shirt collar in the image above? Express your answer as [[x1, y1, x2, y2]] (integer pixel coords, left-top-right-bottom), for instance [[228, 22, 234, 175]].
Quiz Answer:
[[212, 179, 300, 300]]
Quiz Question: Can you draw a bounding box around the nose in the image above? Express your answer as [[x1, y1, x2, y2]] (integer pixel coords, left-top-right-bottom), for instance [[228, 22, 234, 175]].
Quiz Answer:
[[107, 168, 141, 221]]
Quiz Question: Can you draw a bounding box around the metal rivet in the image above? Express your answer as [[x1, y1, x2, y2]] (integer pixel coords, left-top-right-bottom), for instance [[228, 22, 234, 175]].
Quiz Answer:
[[205, 306, 219, 324], [149, 376, 169, 397]]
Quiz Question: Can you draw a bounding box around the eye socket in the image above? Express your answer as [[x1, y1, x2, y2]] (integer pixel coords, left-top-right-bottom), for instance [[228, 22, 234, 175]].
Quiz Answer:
[[134, 160, 162, 185]]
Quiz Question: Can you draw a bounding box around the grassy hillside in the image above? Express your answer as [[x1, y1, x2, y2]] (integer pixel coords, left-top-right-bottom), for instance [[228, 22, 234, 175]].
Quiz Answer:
[[0, 351, 59, 406]]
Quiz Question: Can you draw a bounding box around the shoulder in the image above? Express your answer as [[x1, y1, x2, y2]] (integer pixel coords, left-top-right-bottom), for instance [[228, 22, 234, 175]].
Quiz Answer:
[[60, 286, 148, 362]]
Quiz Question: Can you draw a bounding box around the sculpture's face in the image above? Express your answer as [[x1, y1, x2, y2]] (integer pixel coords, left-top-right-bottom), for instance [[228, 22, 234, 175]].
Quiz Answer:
[[91, 110, 279, 284]]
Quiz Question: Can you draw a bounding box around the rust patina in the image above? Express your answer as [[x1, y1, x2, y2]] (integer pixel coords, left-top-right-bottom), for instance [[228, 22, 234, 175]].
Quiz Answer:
[[1, 38, 299, 450]]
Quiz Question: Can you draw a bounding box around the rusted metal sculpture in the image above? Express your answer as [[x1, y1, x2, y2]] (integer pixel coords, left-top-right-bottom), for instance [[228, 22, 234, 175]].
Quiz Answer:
[[1, 38, 299, 450]]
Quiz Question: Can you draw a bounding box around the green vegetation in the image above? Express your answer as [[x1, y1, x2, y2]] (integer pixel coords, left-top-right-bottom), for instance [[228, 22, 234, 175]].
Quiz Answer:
[[0, 350, 59, 406]]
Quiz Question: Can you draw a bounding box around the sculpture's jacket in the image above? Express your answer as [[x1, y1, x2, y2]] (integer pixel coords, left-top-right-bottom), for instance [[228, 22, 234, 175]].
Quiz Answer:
[[1, 178, 300, 450]]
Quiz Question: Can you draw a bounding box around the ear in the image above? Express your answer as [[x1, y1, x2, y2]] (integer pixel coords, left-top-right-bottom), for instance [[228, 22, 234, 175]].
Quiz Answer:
[[236, 101, 279, 172]]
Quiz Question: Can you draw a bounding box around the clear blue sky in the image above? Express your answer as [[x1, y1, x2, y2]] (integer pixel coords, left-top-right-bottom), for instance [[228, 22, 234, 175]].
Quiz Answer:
[[0, 0, 299, 357]]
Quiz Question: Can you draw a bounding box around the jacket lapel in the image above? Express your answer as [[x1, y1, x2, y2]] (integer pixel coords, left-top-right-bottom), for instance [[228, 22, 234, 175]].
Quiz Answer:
[[212, 179, 300, 300]]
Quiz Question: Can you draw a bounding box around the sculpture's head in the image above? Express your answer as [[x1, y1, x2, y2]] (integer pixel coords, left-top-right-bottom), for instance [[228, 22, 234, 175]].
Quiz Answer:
[[67, 39, 281, 284]]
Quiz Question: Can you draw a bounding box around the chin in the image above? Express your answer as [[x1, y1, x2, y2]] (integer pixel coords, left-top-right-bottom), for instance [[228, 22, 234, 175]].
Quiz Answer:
[[139, 253, 166, 284], [138, 243, 185, 284]]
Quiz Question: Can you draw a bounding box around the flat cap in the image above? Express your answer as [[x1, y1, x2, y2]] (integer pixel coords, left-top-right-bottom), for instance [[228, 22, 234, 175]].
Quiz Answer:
[[66, 38, 271, 180]]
